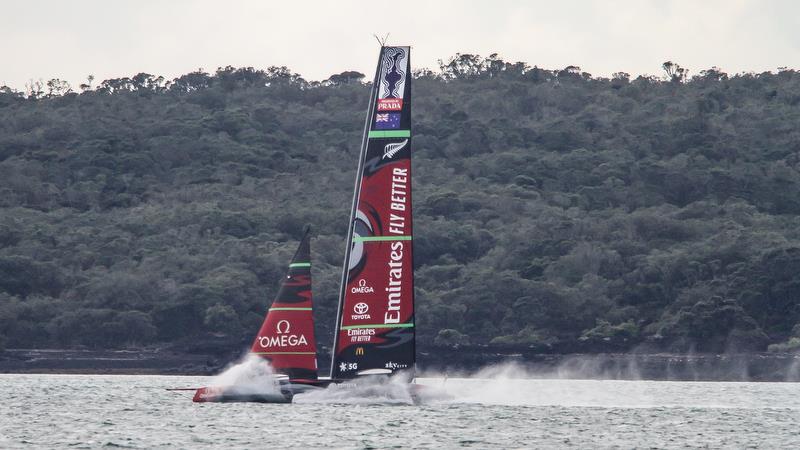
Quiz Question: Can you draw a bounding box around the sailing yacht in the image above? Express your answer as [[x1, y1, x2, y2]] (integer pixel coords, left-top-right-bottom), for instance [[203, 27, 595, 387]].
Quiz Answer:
[[193, 228, 324, 403], [192, 45, 416, 403], [329, 45, 415, 380]]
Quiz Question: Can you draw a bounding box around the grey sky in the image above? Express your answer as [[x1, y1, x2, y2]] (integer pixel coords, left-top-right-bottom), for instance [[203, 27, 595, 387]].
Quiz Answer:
[[1, 0, 798, 90]]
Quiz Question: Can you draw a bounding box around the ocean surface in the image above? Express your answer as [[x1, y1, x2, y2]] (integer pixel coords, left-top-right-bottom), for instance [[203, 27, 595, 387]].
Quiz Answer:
[[2, 371, 800, 448]]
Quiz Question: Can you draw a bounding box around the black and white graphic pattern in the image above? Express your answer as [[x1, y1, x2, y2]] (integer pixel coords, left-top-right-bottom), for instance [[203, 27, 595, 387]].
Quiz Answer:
[[378, 47, 409, 100]]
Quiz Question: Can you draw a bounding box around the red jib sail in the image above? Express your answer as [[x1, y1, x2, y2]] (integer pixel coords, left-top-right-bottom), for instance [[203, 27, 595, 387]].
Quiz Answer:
[[250, 229, 318, 380], [331, 46, 414, 379]]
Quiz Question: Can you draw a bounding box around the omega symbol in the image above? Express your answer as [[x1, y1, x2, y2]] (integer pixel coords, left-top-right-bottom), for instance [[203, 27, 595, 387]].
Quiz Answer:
[[276, 320, 291, 334]]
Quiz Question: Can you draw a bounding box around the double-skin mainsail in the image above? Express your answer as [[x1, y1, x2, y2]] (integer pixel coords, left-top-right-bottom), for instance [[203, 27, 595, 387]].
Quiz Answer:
[[330, 46, 415, 380]]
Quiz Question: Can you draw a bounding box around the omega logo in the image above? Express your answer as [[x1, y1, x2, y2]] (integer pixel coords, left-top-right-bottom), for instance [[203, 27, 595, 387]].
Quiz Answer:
[[276, 320, 290, 334]]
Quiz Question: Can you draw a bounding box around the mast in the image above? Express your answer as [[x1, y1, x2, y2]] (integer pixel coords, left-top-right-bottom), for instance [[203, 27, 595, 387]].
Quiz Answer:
[[329, 49, 384, 377], [331, 46, 414, 379]]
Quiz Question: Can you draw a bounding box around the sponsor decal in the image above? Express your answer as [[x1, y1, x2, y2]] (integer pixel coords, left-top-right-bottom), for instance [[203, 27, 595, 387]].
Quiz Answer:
[[339, 362, 358, 372], [351, 279, 375, 294], [347, 327, 375, 342], [276, 320, 290, 334], [351, 299, 371, 321], [256, 320, 308, 348], [347, 328, 375, 336], [382, 139, 408, 160], [373, 166, 409, 325], [377, 98, 403, 111], [389, 167, 409, 217], [374, 113, 401, 130], [355, 347, 365, 356], [385, 361, 408, 370]]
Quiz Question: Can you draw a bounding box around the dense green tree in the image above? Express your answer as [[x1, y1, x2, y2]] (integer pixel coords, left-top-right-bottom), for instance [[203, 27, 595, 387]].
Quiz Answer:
[[1, 54, 800, 354]]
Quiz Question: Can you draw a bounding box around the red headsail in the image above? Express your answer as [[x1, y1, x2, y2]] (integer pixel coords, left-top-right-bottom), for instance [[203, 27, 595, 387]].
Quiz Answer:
[[250, 229, 318, 380]]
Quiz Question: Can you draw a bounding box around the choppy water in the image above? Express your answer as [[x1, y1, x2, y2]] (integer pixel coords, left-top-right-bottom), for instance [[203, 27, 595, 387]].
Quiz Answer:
[[2, 372, 800, 448]]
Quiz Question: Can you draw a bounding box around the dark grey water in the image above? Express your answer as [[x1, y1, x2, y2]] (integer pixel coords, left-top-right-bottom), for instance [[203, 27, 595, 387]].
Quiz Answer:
[[2, 373, 800, 448]]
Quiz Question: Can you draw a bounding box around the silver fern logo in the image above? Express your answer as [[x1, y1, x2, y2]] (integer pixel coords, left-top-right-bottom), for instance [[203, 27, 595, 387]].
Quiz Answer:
[[382, 139, 408, 159]]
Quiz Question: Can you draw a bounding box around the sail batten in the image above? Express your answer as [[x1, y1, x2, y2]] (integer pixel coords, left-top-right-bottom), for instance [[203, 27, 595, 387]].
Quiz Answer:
[[340, 323, 414, 330], [353, 235, 412, 242], [368, 130, 411, 138], [331, 46, 415, 380]]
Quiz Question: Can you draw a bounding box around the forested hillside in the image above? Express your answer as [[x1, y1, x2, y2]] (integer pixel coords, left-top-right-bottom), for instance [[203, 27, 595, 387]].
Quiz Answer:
[[2, 55, 800, 355]]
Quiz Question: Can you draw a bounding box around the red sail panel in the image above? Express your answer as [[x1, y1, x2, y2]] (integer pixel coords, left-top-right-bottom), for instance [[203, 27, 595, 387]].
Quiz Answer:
[[332, 47, 414, 379], [250, 230, 318, 380]]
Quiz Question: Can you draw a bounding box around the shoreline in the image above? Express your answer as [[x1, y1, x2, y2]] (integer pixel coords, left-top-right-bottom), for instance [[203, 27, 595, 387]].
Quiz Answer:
[[2, 348, 799, 381]]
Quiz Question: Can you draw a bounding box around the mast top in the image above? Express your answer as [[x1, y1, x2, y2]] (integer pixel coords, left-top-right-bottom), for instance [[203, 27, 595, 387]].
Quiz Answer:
[[373, 33, 390, 47]]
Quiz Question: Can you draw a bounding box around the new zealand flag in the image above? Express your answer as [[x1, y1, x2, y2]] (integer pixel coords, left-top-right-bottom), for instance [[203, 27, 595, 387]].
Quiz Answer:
[[374, 113, 401, 130]]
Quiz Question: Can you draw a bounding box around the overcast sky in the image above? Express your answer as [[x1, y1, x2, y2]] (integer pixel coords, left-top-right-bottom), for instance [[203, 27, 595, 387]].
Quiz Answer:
[[1, 0, 798, 89]]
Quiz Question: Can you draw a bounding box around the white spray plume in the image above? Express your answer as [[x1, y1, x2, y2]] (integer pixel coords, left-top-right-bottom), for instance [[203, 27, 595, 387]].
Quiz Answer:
[[413, 361, 660, 407], [413, 361, 800, 409], [209, 354, 281, 395], [205, 359, 798, 408], [293, 373, 416, 405]]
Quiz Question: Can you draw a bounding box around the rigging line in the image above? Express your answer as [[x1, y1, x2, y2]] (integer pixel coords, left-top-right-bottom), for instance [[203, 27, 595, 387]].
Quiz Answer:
[[330, 48, 383, 378]]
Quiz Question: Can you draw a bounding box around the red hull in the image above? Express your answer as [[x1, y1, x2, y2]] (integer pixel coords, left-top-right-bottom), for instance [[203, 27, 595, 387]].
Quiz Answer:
[[192, 379, 330, 403], [192, 379, 440, 404]]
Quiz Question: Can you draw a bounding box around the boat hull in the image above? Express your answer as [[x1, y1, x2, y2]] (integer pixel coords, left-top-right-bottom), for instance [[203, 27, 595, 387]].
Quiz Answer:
[[192, 379, 443, 404], [192, 380, 330, 403]]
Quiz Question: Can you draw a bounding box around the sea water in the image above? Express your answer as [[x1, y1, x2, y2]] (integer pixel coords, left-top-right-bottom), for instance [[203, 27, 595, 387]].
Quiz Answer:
[[1, 373, 799, 448]]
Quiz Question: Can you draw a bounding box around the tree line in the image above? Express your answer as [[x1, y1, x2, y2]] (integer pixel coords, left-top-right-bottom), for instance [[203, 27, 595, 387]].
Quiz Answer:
[[1, 54, 800, 355]]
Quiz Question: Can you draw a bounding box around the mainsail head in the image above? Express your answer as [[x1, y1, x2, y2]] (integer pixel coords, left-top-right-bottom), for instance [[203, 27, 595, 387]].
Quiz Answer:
[[331, 46, 415, 380], [250, 228, 318, 380]]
